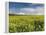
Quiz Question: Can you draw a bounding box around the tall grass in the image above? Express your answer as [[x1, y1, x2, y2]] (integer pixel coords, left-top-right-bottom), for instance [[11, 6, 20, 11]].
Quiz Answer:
[[9, 15, 44, 33]]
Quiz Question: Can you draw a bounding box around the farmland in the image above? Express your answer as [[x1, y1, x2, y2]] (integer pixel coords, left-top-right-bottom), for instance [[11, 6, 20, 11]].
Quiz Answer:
[[9, 15, 44, 33]]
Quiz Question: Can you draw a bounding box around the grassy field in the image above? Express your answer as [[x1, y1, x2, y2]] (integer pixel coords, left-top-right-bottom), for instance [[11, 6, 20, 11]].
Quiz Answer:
[[9, 15, 44, 33]]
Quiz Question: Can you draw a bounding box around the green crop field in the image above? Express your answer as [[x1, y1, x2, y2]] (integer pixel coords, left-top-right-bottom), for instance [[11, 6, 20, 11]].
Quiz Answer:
[[9, 15, 44, 33]]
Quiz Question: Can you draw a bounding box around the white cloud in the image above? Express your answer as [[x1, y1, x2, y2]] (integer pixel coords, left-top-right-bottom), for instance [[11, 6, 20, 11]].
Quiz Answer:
[[35, 7, 44, 15], [9, 6, 44, 15], [19, 8, 35, 13], [18, 7, 44, 15]]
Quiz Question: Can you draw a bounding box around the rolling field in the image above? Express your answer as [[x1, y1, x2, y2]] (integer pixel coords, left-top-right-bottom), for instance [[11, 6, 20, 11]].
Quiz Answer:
[[9, 15, 44, 33]]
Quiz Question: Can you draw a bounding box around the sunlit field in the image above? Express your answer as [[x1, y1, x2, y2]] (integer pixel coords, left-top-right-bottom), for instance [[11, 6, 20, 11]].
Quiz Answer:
[[9, 15, 44, 33]]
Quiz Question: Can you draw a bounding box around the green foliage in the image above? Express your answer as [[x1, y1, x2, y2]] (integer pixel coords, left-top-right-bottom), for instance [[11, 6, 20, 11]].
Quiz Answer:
[[9, 15, 44, 33]]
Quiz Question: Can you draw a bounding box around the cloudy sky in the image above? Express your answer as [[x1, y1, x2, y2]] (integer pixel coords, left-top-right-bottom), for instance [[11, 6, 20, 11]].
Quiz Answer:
[[9, 2, 44, 15]]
